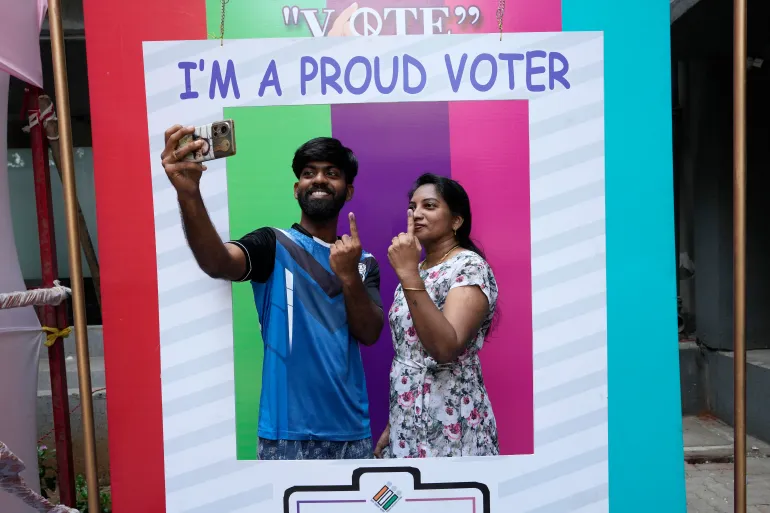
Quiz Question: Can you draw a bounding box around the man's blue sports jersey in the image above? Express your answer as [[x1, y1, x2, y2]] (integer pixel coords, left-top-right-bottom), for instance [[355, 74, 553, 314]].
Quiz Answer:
[[233, 226, 378, 442]]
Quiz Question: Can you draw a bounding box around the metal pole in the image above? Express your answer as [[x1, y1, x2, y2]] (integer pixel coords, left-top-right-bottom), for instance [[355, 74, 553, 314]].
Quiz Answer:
[[46, 1, 101, 511], [28, 91, 76, 507], [733, 0, 747, 510]]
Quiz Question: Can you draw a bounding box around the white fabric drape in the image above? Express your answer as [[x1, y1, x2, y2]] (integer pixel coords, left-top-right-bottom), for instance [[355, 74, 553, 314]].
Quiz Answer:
[[0, 0, 48, 87], [0, 70, 45, 513]]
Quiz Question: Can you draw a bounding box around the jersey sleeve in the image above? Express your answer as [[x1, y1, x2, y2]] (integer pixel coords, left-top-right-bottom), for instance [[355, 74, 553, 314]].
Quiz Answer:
[[362, 255, 383, 309], [226, 228, 276, 283]]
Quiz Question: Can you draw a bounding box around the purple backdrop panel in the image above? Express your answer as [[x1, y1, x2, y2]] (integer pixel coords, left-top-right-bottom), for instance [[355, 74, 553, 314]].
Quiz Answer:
[[332, 101, 451, 444]]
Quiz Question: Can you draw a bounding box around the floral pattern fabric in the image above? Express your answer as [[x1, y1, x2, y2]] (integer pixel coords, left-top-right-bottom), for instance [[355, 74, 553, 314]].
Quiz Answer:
[[386, 250, 499, 458], [258, 437, 373, 460]]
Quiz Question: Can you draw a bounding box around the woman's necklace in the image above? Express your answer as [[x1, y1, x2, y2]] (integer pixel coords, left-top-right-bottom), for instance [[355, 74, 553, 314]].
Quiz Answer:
[[421, 244, 460, 271]]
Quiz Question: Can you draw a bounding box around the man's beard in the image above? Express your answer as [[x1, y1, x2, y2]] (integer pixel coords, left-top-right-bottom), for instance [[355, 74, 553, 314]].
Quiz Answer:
[[297, 187, 347, 221]]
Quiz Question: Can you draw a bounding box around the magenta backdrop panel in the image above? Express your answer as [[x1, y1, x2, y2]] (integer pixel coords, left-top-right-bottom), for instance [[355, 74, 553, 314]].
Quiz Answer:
[[449, 100, 533, 454]]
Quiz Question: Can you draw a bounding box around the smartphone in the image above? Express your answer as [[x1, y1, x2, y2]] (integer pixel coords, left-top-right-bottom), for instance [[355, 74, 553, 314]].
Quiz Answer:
[[177, 119, 237, 163]]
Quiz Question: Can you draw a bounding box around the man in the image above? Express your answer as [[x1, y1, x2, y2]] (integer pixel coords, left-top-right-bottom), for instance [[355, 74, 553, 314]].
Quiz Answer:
[[161, 125, 384, 460]]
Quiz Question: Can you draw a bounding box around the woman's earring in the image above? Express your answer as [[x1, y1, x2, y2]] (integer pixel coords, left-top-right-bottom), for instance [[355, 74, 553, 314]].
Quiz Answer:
[[453, 228, 457, 237]]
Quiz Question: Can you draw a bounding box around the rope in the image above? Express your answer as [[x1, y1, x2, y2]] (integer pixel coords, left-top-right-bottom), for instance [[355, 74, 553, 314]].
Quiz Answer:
[[0, 281, 72, 310], [41, 327, 73, 347], [0, 441, 79, 513], [497, 0, 505, 40]]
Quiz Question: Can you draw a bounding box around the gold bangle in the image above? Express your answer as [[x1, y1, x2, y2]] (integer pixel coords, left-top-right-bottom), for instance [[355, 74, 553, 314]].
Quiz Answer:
[[402, 287, 427, 291]]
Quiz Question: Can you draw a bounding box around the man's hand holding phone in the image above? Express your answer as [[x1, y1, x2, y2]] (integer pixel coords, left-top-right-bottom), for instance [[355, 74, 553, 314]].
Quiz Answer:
[[161, 125, 208, 197]]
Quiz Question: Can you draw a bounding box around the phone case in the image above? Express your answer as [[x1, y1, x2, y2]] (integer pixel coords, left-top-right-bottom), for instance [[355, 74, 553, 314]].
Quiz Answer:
[[177, 119, 237, 163]]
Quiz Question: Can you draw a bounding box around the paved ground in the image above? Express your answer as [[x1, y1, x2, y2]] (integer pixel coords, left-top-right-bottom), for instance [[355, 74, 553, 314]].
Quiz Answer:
[[687, 459, 770, 512], [684, 416, 770, 512]]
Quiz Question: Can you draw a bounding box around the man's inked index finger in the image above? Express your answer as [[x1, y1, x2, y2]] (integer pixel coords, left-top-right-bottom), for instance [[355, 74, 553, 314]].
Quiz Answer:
[[348, 212, 360, 240]]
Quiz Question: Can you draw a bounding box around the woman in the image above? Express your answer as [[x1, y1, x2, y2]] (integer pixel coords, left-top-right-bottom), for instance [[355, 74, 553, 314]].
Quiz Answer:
[[376, 173, 499, 458]]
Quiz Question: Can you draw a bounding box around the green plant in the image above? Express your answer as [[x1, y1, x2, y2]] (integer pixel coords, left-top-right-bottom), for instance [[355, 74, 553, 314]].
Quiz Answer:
[[75, 474, 112, 513], [37, 445, 57, 499], [37, 444, 112, 513]]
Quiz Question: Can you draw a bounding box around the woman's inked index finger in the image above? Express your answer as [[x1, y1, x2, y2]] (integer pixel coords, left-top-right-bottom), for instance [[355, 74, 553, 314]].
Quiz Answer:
[[407, 209, 415, 236]]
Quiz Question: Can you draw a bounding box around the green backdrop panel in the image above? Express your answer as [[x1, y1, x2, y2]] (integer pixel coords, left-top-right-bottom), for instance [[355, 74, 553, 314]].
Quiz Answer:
[[206, 0, 325, 39], [224, 105, 332, 459], [209, 0, 330, 460]]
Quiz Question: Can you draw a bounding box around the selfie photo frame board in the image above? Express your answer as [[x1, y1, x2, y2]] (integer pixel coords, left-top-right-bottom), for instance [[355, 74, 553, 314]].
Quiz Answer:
[[82, 0, 685, 511], [145, 32, 603, 512]]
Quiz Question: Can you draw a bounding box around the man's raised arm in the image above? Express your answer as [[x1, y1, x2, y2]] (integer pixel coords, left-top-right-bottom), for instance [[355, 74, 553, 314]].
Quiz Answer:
[[161, 124, 246, 281]]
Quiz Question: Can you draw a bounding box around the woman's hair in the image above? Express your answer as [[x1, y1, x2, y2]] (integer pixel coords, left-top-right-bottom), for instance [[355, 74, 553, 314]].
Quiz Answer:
[[408, 173, 485, 259]]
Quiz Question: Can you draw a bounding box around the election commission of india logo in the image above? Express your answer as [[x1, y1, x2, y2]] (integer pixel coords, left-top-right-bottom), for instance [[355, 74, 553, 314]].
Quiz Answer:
[[371, 482, 402, 511], [282, 466, 490, 512]]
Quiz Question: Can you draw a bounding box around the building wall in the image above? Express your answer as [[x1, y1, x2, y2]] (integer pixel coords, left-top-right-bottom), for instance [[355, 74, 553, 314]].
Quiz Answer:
[[678, 58, 770, 351], [6, 147, 98, 280], [672, 0, 770, 351]]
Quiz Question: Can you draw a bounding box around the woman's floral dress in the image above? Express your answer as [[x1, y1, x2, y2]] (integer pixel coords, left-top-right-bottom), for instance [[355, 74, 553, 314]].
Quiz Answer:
[[386, 250, 499, 458]]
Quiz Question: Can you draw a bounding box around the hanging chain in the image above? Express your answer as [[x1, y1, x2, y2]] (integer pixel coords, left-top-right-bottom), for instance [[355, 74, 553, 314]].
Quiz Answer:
[[496, 0, 505, 40], [219, 0, 230, 46]]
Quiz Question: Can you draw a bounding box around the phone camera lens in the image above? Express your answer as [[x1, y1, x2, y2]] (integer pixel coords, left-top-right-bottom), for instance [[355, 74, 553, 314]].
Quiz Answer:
[[214, 123, 230, 137]]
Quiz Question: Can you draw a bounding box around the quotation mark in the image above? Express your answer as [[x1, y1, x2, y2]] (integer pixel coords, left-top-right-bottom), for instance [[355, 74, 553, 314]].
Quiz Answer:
[[282, 5, 301, 25], [282, 4, 481, 32], [455, 5, 481, 25]]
